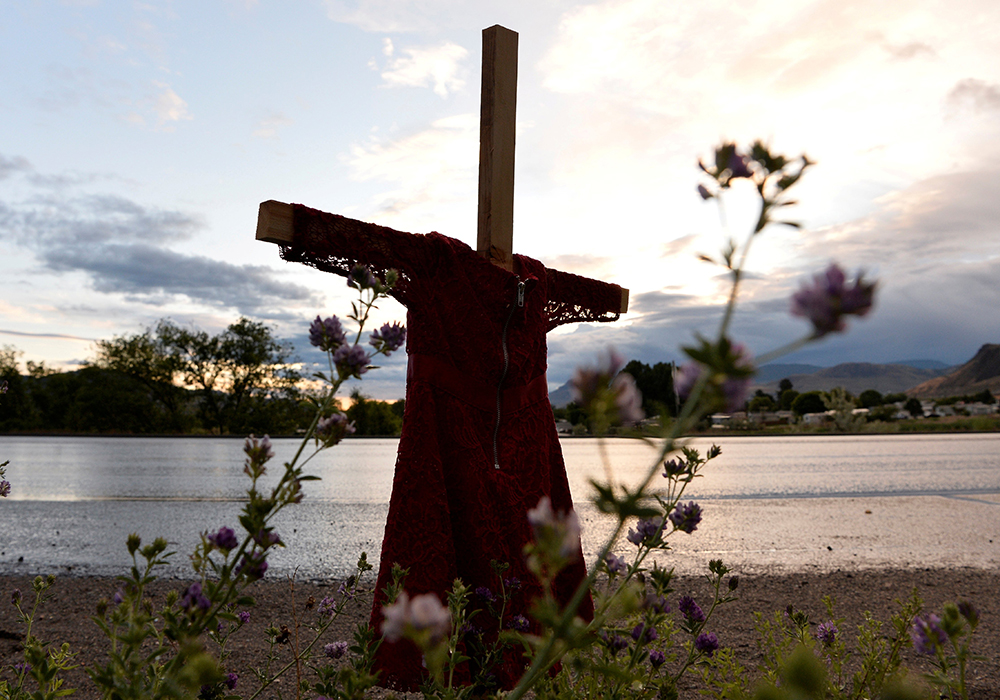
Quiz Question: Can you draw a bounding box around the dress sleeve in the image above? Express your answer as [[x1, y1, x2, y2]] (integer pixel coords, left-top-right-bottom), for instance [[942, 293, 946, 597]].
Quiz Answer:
[[279, 203, 434, 304], [545, 267, 624, 331]]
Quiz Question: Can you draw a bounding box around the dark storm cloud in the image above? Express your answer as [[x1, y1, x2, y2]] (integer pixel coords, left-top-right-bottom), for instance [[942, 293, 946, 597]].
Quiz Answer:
[[1, 153, 322, 317]]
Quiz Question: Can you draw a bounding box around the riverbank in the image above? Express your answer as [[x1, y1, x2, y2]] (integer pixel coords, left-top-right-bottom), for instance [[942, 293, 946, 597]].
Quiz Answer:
[[1, 567, 997, 698]]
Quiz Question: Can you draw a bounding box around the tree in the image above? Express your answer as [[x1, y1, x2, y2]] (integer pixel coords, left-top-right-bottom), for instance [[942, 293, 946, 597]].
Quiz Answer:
[[791, 391, 826, 416], [748, 391, 777, 413], [93, 325, 189, 431], [778, 377, 794, 395], [905, 397, 924, 417], [622, 360, 677, 418], [779, 389, 799, 411], [858, 389, 884, 408], [346, 389, 403, 436], [160, 317, 301, 435], [0, 345, 34, 430]]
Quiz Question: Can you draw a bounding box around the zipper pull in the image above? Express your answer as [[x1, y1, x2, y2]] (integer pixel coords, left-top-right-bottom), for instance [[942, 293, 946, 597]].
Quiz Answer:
[[517, 280, 525, 307]]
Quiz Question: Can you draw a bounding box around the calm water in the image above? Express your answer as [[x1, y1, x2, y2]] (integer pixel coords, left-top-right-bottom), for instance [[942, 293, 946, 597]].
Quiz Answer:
[[1, 434, 998, 578]]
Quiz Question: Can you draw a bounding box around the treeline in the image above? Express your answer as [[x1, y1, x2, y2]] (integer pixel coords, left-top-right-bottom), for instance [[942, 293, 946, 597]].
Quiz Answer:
[[0, 318, 404, 436], [553, 360, 678, 429]]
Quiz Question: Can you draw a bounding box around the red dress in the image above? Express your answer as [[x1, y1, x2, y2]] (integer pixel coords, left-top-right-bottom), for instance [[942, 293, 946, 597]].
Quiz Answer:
[[282, 204, 623, 690]]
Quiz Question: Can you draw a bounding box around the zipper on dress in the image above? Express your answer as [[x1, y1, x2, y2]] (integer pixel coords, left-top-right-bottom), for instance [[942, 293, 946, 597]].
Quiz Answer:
[[493, 278, 525, 470]]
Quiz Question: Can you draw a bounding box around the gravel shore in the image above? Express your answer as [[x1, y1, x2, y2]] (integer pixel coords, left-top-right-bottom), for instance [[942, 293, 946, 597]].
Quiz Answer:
[[2, 567, 997, 698]]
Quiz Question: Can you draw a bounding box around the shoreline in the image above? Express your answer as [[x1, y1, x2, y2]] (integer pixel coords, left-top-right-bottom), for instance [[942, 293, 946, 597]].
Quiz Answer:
[[1, 566, 998, 697]]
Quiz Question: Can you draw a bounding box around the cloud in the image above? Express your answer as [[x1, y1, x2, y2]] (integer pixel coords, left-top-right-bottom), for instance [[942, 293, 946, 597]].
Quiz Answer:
[[0, 328, 97, 342], [323, 0, 457, 32], [346, 114, 477, 228], [0, 155, 32, 181], [946, 79, 1000, 114], [152, 81, 193, 126], [253, 112, 294, 139], [881, 40, 937, 60], [379, 40, 469, 97], [0, 161, 322, 317]]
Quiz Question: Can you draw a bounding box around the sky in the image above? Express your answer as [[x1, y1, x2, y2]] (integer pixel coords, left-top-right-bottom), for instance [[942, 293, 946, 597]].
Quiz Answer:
[[2, 0, 999, 400]]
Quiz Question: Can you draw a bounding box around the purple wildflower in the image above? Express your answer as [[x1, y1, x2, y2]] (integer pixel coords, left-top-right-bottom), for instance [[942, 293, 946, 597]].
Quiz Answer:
[[0, 480, 9, 498], [309, 315, 347, 352], [674, 362, 702, 406], [570, 349, 644, 425], [316, 412, 356, 447], [180, 582, 211, 612], [649, 649, 666, 668], [679, 596, 705, 624], [381, 591, 451, 644], [317, 597, 337, 617], [348, 264, 379, 290], [238, 610, 250, 624], [527, 496, 582, 560], [910, 614, 947, 655], [113, 588, 124, 605], [208, 526, 239, 551], [243, 435, 274, 476], [604, 633, 628, 656], [225, 672, 238, 690], [626, 517, 663, 547], [333, 344, 371, 378], [503, 576, 522, 592], [662, 458, 686, 478], [791, 263, 876, 338], [324, 641, 349, 659], [605, 553, 627, 575], [632, 622, 658, 644], [669, 501, 703, 534], [370, 322, 406, 355], [11, 588, 22, 606], [816, 621, 838, 646], [15, 662, 30, 675], [643, 593, 670, 614], [475, 587, 495, 603], [237, 551, 268, 581], [507, 614, 530, 632], [675, 344, 753, 412], [253, 529, 282, 549], [695, 631, 720, 657], [957, 600, 979, 628]]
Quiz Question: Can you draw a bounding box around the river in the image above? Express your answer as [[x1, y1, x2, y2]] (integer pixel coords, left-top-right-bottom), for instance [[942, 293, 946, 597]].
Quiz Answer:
[[1, 433, 997, 579]]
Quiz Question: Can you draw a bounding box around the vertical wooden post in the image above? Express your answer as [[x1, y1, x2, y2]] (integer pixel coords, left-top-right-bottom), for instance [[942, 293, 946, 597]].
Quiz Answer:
[[477, 25, 518, 271]]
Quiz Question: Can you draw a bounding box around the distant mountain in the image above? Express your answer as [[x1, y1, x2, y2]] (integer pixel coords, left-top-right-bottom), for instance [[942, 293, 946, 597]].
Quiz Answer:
[[755, 363, 824, 383], [549, 381, 574, 408], [889, 359, 953, 371], [755, 362, 945, 395], [907, 344, 1000, 398]]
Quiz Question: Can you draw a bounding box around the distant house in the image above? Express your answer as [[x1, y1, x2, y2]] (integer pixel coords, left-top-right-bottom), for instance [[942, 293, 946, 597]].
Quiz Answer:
[[554, 419, 574, 434]]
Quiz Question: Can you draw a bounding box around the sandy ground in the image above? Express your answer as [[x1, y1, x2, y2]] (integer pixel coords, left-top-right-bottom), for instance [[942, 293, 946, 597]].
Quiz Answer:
[[1, 566, 997, 698]]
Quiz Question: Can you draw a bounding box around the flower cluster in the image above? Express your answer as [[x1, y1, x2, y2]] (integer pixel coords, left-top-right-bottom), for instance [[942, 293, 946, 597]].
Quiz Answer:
[[381, 591, 451, 645], [180, 582, 210, 612], [347, 264, 379, 290], [604, 553, 627, 576], [626, 517, 663, 547], [333, 344, 371, 379], [816, 620, 838, 647], [570, 348, 644, 425], [243, 435, 274, 479], [309, 315, 347, 352], [694, 631, 720, 657], [668, 501, 702, 534], [791, 263, 876, 338], [324, 641, 349, 659], [910, 614, 947, 655], [370, 321, 406, 355], [676, 341, 754, 413], [507, 614, 530, 632], [679, 596, 705, 624], [316, 413, 355, 447], [207, 526, 238, 551], [527, 496, 582, 561]]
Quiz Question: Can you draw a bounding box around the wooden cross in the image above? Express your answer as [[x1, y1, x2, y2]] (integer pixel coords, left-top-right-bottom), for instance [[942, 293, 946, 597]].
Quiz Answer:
[[256, 25, 629, 314]]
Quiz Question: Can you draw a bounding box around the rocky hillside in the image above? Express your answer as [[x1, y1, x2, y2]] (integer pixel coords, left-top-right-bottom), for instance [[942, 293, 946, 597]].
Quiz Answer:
[[907, 344, 1000, 398], [754, 362, 945, 395]]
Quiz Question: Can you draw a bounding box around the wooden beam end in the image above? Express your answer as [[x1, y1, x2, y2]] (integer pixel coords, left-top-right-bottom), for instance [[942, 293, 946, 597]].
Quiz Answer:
[[620, 287, 630, 314], [256, 200, 295, 245]]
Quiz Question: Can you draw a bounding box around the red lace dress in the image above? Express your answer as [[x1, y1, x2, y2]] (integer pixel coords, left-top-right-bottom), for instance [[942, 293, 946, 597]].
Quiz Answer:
[[281, 204, 623, 690]]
